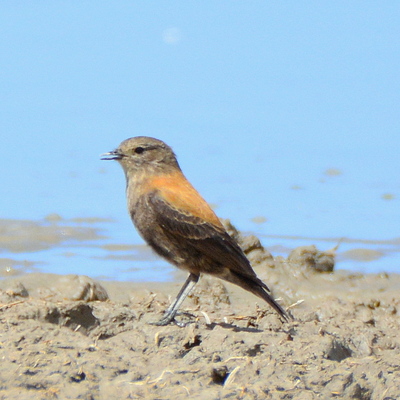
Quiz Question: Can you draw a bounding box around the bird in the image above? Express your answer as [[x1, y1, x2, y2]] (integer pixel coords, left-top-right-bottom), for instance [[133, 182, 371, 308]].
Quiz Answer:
[[101, 136, 290, 325]]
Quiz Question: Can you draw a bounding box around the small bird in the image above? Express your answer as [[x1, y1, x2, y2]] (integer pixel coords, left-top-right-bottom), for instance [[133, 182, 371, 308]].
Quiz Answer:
[[102, 137, 290, 325]]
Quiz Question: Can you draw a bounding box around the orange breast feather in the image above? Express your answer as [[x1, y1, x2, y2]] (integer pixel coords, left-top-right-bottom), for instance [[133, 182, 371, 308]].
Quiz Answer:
[[147, 171, 223, 228]]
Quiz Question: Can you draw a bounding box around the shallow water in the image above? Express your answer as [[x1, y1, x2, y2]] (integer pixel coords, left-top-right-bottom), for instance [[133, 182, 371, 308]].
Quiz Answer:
[[1, 210, 398, 282]]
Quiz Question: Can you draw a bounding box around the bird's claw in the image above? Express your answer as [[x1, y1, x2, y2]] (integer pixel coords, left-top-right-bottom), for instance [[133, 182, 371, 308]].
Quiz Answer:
[[149, 311, 195, 327]]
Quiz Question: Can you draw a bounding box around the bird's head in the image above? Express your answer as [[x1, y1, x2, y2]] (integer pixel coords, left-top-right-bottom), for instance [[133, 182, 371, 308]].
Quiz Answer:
[[101, 136, 180, 175]]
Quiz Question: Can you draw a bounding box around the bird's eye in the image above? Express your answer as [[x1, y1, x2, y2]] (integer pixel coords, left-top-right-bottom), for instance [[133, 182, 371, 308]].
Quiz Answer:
[[134, 147, 144, 154]]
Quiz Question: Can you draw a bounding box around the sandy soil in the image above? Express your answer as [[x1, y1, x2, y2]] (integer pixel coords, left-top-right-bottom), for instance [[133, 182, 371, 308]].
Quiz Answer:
[[0, 227, 399, 399]]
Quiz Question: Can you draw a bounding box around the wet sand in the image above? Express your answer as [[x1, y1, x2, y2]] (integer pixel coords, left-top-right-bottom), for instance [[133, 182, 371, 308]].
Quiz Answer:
[[0, 226, 399, 399]]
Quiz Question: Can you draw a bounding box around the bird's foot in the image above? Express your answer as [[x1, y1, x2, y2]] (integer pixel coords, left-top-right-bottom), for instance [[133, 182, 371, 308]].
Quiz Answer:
[[149, 311, 195, 327], [149, 314, 176, 326]]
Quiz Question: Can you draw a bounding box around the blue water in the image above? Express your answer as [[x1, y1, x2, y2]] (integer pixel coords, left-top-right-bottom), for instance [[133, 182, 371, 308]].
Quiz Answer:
[[0, 2, 399, 281]]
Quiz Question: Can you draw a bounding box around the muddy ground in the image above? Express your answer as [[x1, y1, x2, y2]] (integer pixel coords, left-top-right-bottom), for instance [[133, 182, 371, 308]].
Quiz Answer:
[[0, 229, 399, 400]]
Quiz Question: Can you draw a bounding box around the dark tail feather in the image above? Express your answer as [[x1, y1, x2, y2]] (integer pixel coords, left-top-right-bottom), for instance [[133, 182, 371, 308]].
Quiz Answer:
[[224, 271, 292, 321], [252, 283, 292, 321]]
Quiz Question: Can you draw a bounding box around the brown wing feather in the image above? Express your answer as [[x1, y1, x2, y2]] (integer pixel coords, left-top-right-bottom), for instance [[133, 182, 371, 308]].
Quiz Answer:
[[148, 190, 268, 285]]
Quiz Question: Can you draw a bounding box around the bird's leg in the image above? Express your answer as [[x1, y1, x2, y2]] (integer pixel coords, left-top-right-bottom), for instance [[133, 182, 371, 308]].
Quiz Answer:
[[151, 273, 199, 326]]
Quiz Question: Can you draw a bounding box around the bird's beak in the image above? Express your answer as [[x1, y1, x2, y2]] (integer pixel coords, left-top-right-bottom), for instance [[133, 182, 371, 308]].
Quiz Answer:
[[100, 150, 123, 161]]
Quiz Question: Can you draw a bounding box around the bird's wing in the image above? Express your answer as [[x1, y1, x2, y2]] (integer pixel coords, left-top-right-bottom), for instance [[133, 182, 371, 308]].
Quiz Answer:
[[148, 189, 264, 283]]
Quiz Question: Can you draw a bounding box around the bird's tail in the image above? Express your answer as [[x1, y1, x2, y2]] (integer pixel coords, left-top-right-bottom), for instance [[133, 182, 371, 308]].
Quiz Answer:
[[224, 271, 292, 321]]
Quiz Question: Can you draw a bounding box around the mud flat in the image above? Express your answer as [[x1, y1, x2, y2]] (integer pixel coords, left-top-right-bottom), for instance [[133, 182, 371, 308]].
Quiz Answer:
[[0, 228, 399, 399]]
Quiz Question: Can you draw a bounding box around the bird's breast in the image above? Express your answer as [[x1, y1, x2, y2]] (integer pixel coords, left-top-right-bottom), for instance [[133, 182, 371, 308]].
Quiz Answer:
[[144, 171, 223, 228]]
